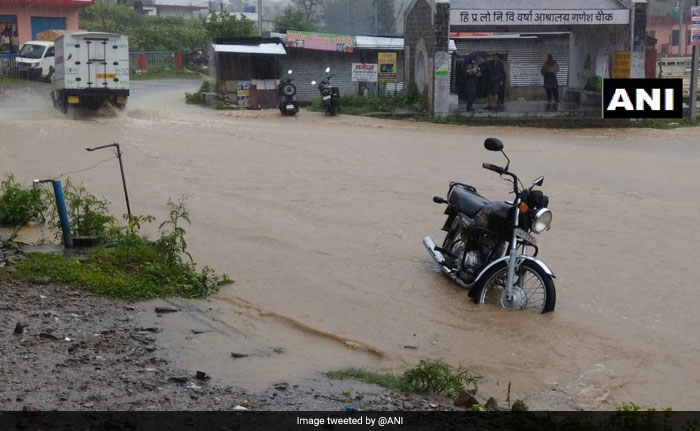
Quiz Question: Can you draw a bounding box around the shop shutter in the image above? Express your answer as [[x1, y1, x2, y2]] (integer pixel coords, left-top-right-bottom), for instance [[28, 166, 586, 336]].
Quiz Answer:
[[454, 34, 569, 87]]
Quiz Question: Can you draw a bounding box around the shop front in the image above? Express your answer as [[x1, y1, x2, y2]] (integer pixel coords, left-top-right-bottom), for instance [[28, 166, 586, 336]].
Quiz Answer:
[[0, 0, 93, 50], [448, 0, 644, 103]]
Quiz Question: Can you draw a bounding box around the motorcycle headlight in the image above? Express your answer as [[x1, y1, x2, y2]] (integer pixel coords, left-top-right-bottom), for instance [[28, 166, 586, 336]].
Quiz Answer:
[[531, 208, 552, 234]]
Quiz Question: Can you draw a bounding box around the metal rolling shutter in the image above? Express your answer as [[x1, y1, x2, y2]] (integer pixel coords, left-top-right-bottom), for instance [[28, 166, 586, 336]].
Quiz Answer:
[[454, 34, 569, 86]]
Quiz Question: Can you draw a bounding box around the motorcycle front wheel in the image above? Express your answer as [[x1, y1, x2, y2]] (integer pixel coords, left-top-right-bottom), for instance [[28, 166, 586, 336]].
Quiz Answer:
[[471, 260, 555, 314]]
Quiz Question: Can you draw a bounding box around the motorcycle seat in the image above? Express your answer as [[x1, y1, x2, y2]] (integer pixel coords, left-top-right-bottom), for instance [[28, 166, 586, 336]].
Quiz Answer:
[[448, 185, 490, 217]]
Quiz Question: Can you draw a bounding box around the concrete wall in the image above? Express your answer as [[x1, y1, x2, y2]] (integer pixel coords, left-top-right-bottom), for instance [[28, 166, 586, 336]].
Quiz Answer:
[[279, 48, 406, 104], [0, 4, 83, 45], [569, 24, 630, 87]]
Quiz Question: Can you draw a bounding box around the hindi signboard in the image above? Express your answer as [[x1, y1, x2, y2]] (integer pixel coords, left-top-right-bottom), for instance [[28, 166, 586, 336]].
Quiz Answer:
[[378, 52, 397, 83], [285, 31, 355, 53], [611, 51, 632, 79], [352, 63, 378, 82], [450, 9, 629, 26], [691, 6, 700, 46]]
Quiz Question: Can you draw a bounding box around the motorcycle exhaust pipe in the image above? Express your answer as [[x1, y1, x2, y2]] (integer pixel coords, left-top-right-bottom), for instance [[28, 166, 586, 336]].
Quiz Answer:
[[423, 237, 454, 277]]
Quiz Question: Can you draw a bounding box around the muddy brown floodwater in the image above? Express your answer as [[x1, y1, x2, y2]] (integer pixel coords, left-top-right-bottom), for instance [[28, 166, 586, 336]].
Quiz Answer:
[[2, 80, 699, 410]]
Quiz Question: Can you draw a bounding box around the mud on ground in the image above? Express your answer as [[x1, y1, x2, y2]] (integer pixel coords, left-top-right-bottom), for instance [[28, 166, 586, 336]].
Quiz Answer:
[[0, 279, 462, 411]]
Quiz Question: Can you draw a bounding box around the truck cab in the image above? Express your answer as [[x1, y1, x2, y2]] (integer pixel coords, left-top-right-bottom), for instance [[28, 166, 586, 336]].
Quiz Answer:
[[16, 41, 55, 81]]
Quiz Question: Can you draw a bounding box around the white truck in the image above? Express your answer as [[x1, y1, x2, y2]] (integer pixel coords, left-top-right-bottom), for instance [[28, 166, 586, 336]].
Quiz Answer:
[[16, 41, 55, 81], [51, 32, 130, 112]]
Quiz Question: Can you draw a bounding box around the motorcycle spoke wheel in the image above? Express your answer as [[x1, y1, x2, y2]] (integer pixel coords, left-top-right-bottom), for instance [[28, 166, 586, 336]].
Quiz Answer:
[[474, 260, 555, 314]]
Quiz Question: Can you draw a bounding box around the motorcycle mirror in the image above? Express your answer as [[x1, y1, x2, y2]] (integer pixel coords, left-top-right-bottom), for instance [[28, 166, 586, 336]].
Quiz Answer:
[[288, 70, 293, 75], [325, 67, 331, 73], [484, 138, 504, 152], [532, 176, 544, 187], [311, 80, 317, 85]]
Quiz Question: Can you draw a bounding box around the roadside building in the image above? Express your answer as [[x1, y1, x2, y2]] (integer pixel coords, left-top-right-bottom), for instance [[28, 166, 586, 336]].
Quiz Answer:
[[211, 37, 286, 109], [403, 0, 648, 112], [0, 0, 94, 46], [648, 1, 694, 57], [148, 1, 209, 18], [274, 31, 409, 104]]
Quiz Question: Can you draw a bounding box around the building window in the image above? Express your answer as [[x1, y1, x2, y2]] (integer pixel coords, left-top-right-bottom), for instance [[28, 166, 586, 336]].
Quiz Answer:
[[671, 29, 679, 46]]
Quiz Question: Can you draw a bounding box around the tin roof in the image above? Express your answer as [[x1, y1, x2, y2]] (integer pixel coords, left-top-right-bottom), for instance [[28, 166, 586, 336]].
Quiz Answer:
[[212, 42, 287, 55]]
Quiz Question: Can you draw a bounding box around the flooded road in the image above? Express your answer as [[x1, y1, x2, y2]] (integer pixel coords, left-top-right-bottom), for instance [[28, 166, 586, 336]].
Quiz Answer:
[[2, 80, 699, 409]]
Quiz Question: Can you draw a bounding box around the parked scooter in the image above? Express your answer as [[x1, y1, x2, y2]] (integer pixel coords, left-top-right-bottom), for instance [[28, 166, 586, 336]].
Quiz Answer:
[[311, 67, 340, 116], [423, 138, 556, 313], [278, 69, 299, 116]]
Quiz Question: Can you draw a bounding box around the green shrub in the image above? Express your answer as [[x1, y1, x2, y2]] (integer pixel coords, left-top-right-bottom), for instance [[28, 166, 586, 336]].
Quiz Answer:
[[0, 174, 49, 226], [401, 359, 480, 398], [47, 179, 115, 239], [186, 80, 214, 105], [13, 197, 231, 300]]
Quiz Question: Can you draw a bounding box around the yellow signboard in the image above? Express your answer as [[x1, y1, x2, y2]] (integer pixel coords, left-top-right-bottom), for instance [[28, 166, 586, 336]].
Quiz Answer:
[[97, 73, 116, 79], [611, 51, 631, 78], [378, 52, 397, 83]]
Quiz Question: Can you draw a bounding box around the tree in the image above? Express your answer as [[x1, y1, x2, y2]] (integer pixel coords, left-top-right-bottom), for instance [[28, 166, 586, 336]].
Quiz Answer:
[[292, 0, 324, 21], [274, 5, 319, 32], [205, 11, 257, 38], [322, 0, 396, 35], [376, 0, 396, 35]]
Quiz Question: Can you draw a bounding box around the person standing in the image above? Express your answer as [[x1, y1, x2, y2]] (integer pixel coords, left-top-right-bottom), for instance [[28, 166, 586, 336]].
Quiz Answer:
[[486, 54, 505, 111], [10, 31, 19, 54], [495, 54, 507, 108], [0, 30, 10, 53], [541, 54, 560, 103], [464, 56, 481, 111]]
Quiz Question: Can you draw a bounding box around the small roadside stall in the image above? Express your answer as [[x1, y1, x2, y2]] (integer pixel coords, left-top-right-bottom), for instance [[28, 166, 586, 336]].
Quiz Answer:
[[211, 37, 287, 109]]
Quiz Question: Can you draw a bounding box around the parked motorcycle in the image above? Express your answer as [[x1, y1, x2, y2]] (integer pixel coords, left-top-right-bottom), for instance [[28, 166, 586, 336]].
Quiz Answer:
[[311, 67, 340, 116], [278, 69, 299, 116], [423, 138, 556, 313]]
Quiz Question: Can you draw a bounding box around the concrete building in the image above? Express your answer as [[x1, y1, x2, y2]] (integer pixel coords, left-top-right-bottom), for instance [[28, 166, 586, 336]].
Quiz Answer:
[[403, 0, 649, 112], [648, 0, 695, 57], [0, 0, 94, 46]]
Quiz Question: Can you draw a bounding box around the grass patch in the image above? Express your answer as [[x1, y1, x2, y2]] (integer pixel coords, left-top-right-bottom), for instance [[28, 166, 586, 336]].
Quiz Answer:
[[307, 82, 429, 116], [326, 359, 480, 398], [637, 117, 698, 129], [0, 76, 46, 86], [131, 68, 204, 81]]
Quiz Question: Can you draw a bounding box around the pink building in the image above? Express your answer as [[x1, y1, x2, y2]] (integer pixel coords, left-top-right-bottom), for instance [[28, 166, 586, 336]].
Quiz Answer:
[[0, 0, 94, 48], [649, 14, 694, 57]]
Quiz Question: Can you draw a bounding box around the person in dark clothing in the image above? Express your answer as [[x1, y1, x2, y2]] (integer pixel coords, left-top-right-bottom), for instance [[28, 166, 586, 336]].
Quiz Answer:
[[541, 54, 560, 103], [464, 56, 481, 111], [486, 54, 505, 111], [495, 54, 507, 107]]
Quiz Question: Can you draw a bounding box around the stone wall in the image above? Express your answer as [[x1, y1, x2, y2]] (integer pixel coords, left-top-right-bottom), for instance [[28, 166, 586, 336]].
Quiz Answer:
[[404, 0, 451, 114]]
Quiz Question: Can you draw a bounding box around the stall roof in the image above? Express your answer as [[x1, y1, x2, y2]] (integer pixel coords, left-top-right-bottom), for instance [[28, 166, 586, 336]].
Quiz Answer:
[[211, 43, 286, 55], [450, 0, 628, 9]]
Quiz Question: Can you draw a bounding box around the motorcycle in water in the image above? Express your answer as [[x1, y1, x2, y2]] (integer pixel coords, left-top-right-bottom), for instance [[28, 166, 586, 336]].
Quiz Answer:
[[278, 69, 299, 116], [423, 138, 556, 313], [311, 67, 340, 116]]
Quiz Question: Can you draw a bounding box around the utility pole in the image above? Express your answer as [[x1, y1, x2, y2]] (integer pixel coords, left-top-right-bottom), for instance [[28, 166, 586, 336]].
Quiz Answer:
[[257, 0, 263, 36], [679, 0, 685, 56], [690, 0, 699, 120]]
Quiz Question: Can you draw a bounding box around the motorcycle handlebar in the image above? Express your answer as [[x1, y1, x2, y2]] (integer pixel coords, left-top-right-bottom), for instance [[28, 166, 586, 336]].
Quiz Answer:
[[482, 163, 505, 174], [483, 163, 521, 194]]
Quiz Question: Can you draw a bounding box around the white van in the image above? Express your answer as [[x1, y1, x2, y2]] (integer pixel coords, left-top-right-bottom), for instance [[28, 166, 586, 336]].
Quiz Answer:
[[16, 41, 55, 81]]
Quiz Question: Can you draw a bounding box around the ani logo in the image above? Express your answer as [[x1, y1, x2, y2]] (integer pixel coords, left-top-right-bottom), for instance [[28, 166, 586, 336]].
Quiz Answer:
[[603, 79, 682, 119]]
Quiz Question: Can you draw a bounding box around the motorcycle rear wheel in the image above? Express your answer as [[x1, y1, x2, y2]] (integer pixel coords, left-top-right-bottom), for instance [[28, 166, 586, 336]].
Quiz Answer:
[[471, 260, 555, 313]]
